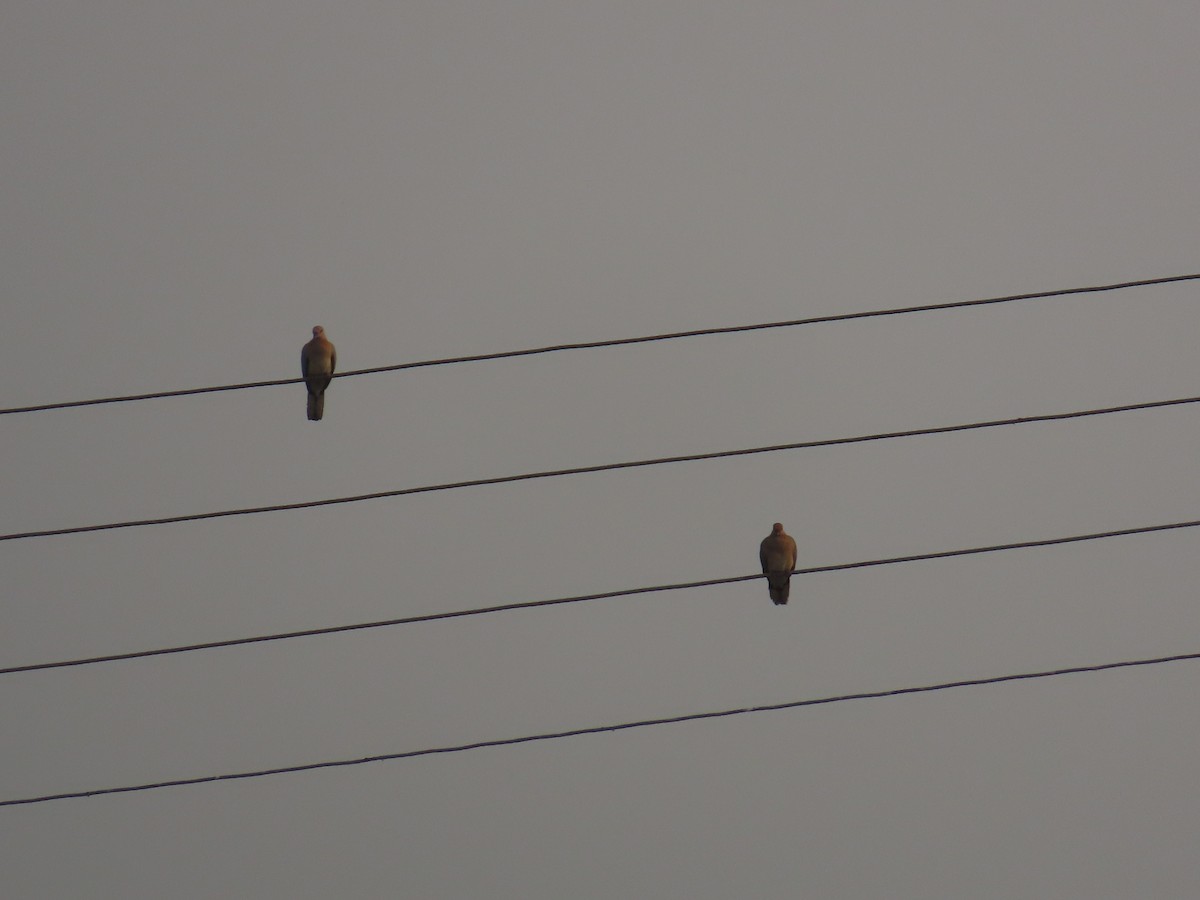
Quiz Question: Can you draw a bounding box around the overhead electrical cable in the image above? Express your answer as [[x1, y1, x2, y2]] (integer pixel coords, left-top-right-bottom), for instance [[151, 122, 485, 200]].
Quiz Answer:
[[4, 516, 1197, 676], [3, 272, 1197, 416], [4, 649, 1198, 807], [3, 393, 1198, 543]]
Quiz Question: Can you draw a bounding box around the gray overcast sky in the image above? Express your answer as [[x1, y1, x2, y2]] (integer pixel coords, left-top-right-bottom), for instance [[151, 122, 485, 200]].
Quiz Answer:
[[3, 2, 1200, 897]]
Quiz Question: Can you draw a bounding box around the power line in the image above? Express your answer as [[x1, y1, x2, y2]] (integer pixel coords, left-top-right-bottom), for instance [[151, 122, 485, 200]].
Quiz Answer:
[[4, 516, 1197, 677], [4, 393, 1197, 543], [4, 648, 1197, 807], [3, 272, 1197, 416]]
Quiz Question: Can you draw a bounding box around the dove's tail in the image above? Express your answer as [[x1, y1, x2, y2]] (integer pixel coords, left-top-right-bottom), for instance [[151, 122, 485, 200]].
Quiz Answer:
[[307, 391, 324, 421], [768, 573, 790, 606]]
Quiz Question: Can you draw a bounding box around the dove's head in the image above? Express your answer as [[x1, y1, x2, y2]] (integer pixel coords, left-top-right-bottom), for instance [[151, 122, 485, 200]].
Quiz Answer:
[[312, 326, 326, 337], [772, 522, 785, 534]]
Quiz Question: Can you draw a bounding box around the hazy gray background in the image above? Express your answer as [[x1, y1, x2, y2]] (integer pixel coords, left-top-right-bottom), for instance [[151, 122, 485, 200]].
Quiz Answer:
[[3, 3, 1199, 897]]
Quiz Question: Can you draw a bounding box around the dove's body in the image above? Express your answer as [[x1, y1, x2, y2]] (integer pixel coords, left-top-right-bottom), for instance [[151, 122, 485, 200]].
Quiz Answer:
[[759, 523, 798, 606], [301, 326, 336, 421]]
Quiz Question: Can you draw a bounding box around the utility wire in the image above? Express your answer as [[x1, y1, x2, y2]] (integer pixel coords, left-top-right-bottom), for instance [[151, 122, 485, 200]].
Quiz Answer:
[[3, 273, 1197, 416], [3, 393, 1198, 543], [4, 516, 1197, 677], [4, 649, 1198, 807]]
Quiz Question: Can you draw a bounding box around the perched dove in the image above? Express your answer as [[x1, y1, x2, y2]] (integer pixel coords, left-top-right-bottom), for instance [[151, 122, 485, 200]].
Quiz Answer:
[[759, 522, 798, 606], [300, 326, 337, 421]]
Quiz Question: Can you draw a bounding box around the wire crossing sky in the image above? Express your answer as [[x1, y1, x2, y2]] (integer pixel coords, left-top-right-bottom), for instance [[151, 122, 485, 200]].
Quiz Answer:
[[3, 271, 1196, 415], [3, 392, 1197, 542], [3, 516, 1198, 676], [5, 648, 1197, 807]]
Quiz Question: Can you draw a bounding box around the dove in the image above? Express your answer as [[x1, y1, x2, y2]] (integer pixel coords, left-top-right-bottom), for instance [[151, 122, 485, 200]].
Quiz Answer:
[[300, 326, 337, 421], [759, 522, 798, 606]]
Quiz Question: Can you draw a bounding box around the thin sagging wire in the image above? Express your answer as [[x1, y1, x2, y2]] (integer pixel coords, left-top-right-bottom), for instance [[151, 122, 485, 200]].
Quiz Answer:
[[3, 393, 1198, 543], [4, 649, 1197, 806], [3, 515, 1197, 676], [3, 272, 1197, 416]]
